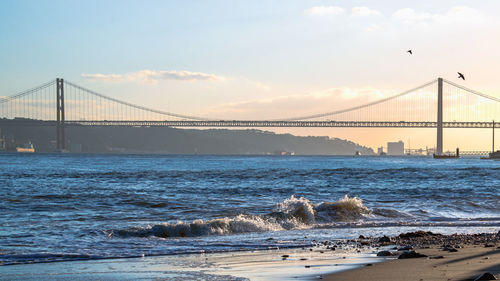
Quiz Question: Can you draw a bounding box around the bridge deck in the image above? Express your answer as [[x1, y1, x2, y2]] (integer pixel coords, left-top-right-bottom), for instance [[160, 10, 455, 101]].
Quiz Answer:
[[1, 119, 496, 128]]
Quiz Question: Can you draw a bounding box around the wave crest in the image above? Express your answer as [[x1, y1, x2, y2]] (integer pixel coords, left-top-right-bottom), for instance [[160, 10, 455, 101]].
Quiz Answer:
[[111, 195, 372, 239], [315, 195, 371, 221]]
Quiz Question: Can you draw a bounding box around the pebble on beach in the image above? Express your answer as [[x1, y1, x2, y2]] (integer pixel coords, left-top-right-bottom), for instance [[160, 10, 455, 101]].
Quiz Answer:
[[376, 250, 393, 256], [473, 272, 497, 281], [378, 236, 391, 243], [398, 251, 428, 259]]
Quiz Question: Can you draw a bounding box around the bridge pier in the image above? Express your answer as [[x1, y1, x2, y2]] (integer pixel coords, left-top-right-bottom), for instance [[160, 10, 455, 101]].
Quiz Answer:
[[436, 77, 443, 155], [56, 78, 66, 151]]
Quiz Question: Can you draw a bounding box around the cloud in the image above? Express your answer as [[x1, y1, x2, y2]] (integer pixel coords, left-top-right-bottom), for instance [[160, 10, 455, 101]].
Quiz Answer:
[[306, 6, 381, 17], [305, 6, 345, 16], [351, 7, 381, 17], [365, 24, 381, 32], [204, 87, 391, 119], [81, 73, 124, 82], [392, 6, 486, 26], [82, 70, 225, 84]]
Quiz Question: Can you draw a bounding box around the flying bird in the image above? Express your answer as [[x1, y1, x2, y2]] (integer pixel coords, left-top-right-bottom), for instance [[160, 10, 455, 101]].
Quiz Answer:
[[407, 50, 412, 55], [458, 72, 465, 80]]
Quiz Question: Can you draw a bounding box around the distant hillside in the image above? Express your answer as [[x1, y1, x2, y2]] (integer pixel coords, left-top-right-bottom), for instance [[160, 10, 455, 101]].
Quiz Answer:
[[0, 121, 374, 155]]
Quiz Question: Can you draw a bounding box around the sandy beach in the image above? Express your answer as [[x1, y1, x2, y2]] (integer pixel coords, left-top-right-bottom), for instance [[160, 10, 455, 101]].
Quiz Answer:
[[325, 245, 499, 281], [1, 231, 498, 280], [325, 231, 500, 281]]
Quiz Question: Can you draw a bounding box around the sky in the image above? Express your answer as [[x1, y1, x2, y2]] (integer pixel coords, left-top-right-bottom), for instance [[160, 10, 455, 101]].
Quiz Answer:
[[1, 0, 499, 151]]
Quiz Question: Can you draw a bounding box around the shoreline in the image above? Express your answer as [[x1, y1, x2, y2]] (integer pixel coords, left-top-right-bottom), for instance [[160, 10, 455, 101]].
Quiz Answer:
[[0, 231, 498, 280]]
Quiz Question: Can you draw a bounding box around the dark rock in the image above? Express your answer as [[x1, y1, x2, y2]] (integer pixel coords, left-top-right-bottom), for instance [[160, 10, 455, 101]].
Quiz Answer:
[[282, 255, 289, 258], [399, 231, 441, 238], [398, 251, 428, 259], [442, 246, 458, 252], [365, 263, 373, 266], [473, 272, 497, 281], [377, 251, 393, 256], [484, 243, 495, 248], [398, 246, 413, 251], [305, 265, 311, 268], [300, 258, 307, 261], [429, 255, 445, 259], [378, 236, 391, 243], [359, 235, 366, 239]]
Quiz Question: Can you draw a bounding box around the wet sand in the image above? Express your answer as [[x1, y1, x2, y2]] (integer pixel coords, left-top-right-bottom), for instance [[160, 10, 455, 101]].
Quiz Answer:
[[0, 243, 383, 280]]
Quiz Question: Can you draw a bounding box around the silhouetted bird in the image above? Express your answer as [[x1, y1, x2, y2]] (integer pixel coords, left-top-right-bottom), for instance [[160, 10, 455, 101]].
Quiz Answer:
[[458, 72, 465, 80], [407, 50, 412, 55]]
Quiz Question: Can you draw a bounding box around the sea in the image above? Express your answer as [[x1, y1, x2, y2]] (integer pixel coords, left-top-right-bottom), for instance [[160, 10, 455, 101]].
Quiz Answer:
[[0, 153, 499, 265]]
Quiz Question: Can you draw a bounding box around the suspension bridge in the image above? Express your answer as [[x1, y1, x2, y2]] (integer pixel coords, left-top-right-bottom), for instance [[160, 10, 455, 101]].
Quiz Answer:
[[1, 77, 499, 154]]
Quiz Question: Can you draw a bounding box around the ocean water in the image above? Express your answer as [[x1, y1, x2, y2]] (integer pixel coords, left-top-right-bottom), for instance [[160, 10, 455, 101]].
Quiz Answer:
[[0, 154, 499, 265]]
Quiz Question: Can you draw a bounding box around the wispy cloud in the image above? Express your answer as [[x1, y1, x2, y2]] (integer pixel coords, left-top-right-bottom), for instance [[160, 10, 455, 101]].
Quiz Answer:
[[82, 70, 225, 84], [305, 6, 345, 16], [351, 7, 381, 17], [306, 6, 381, 17], [365, 24, 381, 32], [204, 87, 391, 119], [392, 6, 486, 26]]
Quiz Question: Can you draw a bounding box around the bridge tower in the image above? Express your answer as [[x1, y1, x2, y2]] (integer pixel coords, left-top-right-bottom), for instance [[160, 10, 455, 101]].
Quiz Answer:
[[436, 77, 443, 155], [56, 78, 66, 151]]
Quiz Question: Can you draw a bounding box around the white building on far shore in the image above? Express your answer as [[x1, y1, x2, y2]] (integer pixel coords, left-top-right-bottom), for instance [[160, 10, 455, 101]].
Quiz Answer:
[[387, 141, 404, 155]]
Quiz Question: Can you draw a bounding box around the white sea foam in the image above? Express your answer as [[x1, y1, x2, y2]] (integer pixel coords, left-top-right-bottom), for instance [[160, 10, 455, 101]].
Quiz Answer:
[[113, 214, 284, 238], [314, 194, 372, 221], [275, 195, 316, 225], [113, 195, 373, 238]]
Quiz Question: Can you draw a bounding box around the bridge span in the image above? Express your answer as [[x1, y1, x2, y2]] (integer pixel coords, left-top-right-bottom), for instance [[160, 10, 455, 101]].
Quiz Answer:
[[1, 77, 499, 153], [68, 120, 496, 128]]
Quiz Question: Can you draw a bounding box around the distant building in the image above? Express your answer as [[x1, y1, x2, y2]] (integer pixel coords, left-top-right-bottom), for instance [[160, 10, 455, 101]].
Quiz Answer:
[[387, 141, 404, 155], [70, 143, 82, 153], [377, 146, 385, 155]]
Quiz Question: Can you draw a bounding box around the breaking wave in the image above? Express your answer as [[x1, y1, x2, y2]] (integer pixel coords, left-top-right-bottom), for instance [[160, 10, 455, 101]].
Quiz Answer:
[[111, 195, 374, 238]]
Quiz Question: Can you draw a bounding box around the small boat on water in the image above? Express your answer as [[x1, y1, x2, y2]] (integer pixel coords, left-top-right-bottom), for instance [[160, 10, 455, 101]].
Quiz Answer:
[[433, 148, 459, 159], [433, 154, 458, 159], [273, 150, 295, 156], [16, 141, 35, 153], [481, 150, 500, 160]]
